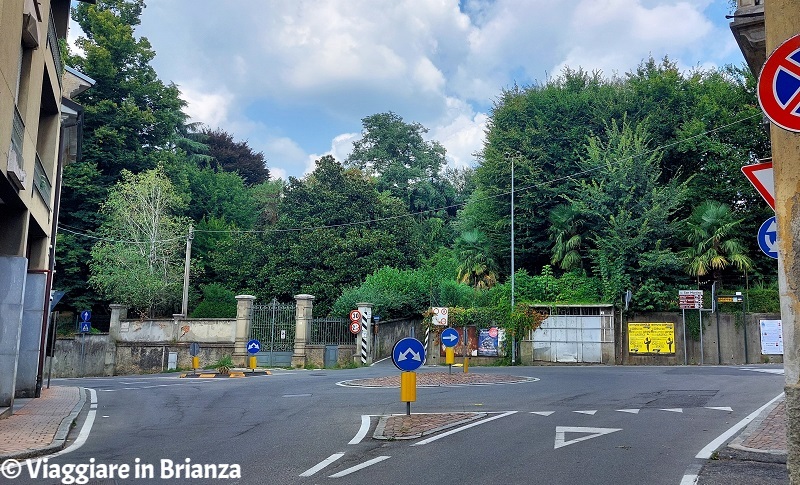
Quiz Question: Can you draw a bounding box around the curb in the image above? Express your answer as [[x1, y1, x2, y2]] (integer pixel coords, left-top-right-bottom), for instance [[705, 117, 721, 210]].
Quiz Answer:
[[373, 412, 485, 440], [728, 396, 787, 456], [0, 387, 86, 461], [179, 370, 272, 378]]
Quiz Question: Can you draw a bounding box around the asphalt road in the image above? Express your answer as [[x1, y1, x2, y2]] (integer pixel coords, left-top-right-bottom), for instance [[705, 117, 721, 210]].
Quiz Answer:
[[15, 363, 785, 484]]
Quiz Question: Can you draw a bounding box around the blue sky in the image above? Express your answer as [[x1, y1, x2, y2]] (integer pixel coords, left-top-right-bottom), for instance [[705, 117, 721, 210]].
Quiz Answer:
[[71, 1, 745, 180]]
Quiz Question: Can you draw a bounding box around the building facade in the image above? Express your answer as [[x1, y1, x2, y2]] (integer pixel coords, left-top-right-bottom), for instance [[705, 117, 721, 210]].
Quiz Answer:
[[0, 0, 93, 417]]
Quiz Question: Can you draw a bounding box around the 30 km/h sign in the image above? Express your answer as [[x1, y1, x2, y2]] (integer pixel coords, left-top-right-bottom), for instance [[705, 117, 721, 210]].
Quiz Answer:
[[758, 34, 800, 132]]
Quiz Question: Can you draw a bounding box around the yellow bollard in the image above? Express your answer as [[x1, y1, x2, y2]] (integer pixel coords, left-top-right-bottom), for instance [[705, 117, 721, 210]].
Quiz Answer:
[[445, 347, 455, 365], [400, 371, 416, 402], [249, 356, 257, 371], [463, 357, 469, 373], [192, 356, 199, 371]]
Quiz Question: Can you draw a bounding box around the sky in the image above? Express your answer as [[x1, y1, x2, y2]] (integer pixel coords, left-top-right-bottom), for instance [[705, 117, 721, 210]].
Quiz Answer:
[[71, 0, 745, 181]]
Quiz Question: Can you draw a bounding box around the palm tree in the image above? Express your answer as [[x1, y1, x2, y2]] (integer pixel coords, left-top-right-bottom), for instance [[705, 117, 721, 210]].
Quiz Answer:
[[682, 201, 753, 284], [455, 229, 499, 289], [548, 203, 584, 271]]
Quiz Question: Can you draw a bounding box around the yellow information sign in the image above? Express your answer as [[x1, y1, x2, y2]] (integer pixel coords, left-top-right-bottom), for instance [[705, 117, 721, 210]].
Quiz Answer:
[[629, 323, 675, 355]]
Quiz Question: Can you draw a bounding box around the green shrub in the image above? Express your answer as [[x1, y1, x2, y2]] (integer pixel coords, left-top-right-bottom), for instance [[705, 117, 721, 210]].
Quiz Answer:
[[747, 287, 780, 313], [190, 284, 237, 318]]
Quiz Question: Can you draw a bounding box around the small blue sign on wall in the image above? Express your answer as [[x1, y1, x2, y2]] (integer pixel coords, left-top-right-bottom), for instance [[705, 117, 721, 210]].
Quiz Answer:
[[758, 216, 779, 259]]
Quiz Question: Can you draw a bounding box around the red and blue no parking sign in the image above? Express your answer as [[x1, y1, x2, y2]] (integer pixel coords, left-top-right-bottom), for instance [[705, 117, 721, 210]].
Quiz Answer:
[[758, 34, 800, 132]]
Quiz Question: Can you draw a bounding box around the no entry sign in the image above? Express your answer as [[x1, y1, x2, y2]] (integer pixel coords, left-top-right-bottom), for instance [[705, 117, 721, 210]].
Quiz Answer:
[[758, 34, 800, 132]]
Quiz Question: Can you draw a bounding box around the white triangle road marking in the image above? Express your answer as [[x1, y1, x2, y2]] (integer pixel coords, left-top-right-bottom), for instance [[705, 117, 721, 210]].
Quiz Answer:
[[616, 409, 640, 414], [573, 410, 598, 415], [705, 406, 733, 412], [554, 426, 622, 449], [661, 408, 683, 413], [530, 411, 555, 416]]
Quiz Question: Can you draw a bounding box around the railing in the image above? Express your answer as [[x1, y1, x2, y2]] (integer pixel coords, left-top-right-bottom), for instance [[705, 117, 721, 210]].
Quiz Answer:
[[310, 317, 354, 346], [12, 107, 25, 153], [33, 154, 52, 208], [47, 8, 62, 88]]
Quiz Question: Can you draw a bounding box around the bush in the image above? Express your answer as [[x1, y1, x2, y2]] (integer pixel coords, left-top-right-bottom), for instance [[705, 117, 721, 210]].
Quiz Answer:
[[190, 284, 237, 318], [747, 287, 780, 313]]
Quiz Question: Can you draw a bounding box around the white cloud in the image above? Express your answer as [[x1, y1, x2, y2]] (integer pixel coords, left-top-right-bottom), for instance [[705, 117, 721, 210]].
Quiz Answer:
[[178, 85, 233, 128]]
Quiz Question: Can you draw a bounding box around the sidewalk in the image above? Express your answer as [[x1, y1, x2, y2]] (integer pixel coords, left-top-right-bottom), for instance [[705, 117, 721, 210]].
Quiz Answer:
[[0, 386, 84, 460], [697, 396, 789, 484]]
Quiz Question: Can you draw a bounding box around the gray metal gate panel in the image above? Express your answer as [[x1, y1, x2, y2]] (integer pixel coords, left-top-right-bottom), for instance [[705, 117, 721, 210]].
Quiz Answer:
[[251, 299, 296, 366]]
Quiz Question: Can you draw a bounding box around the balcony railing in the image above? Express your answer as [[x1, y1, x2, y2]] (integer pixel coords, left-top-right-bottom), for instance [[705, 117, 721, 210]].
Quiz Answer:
[[33, 154, 52, 208], [11, 107, 24, 154], [47, 9, 63, 88]]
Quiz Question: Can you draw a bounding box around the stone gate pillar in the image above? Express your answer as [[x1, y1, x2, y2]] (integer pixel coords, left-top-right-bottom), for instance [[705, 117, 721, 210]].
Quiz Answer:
[[105, 304, 127, 376], [234, 295, 255, 367], [291, 294, 314, 368]]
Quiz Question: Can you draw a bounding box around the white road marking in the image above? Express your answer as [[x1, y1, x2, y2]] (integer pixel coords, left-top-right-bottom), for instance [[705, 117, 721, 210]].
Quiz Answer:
[[349, 415, 371, 444], [48, 388, 98, 458], [299, 452, 345, 477], [554, 426, 622, 449], [530, 411, 554, 416], [696, 392, 784, 458], [679, 473, 698, 484], [328, 456, 391, 478], [741, 367, 784, 375], [412, 411, 517, 446], [617, 409, 640, 414], [705, 406, 733, 412], [573, 410, 597, 415], [661, 408, 683, 413]]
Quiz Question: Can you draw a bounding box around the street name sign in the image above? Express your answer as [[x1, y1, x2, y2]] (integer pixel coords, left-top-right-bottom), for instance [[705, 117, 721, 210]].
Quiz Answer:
[[678, 290, 703, 310], [392, 337, 425, 371]]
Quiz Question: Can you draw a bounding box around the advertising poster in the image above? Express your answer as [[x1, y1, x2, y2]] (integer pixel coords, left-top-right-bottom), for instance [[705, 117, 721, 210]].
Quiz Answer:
[[440, 327, 477, 356], [478, 327, 500, 356], [628, 323, 675, 355], [760, 320, 784, 355]]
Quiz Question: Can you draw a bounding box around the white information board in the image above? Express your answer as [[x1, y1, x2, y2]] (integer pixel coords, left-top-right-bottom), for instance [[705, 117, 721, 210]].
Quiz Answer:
[[760, 320, 784, 355]]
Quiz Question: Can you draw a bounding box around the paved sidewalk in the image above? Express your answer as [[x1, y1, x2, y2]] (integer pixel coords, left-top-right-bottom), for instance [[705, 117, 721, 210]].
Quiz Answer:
[[697, 396, 789, 484], [0, 387, 84, 460]]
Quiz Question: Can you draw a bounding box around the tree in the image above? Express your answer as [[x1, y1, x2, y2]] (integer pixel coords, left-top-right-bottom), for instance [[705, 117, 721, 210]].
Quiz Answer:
[[548, 203, 585, 271], [56, 0, 187, 311], [203, 128, 270, 185], [89, 168, 189, 316], [681, 200, 754, 285], [346, 112, 449, 213], [454, 229, 499, 289]]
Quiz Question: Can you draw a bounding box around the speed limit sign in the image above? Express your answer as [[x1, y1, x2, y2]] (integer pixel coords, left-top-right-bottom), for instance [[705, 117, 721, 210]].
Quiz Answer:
[[349, 321, 361, 334]]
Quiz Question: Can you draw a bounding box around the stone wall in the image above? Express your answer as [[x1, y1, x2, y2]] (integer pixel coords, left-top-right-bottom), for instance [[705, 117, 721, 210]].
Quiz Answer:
[[50, 334, 112, 378], [374, 318, 422, 359], [115, 318, 236, 343]]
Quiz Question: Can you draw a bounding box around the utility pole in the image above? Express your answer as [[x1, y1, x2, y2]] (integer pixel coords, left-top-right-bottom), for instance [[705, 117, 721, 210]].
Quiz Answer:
[[181, 225, 194, 317]]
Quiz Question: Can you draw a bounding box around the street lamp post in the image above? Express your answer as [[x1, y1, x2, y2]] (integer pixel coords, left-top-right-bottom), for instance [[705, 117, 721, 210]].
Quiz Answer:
[[508, 153, 516, 365]]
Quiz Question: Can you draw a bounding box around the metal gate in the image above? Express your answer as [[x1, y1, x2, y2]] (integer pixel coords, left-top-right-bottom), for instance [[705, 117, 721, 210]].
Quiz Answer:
[[529, 306, 614, 363], [251, 298, 296, 366]]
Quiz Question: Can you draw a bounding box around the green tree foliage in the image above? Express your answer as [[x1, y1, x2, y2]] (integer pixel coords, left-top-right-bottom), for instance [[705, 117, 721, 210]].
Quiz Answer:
[[681, 201, 753, 285], [202, 128, 270, 185], [569, 119, 688, 302], [56, 0, 187, 311], [190, 284, 237, 318], [455, 229, 498, 289], [89, 168, 189, 316]]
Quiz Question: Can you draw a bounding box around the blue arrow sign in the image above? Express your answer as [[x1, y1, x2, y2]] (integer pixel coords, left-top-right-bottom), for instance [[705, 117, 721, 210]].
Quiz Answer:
[[79, 322, 91, 333], [80, 310, 91, 322], [392, 337, 425, 371], [758, 216, 779, 259], [441, 327, 460, 348], [246, 339, 262, 354]]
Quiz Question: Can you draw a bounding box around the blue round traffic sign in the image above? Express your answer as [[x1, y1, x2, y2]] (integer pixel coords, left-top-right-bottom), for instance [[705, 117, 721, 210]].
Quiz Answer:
[[441, 327, 460, 348], [392, 338, 425, 371], [758, 216, 779, 259], [246, 339, 262, 354]]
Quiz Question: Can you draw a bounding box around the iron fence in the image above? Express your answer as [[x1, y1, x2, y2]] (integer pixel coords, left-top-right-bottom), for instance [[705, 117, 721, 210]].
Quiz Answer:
[[310, 317, 355, 345], [251, 298, 296, 352]]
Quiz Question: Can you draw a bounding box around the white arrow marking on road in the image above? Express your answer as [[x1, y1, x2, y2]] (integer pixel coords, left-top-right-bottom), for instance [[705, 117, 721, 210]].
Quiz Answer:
[[661, 408, 683, 413], [530, 411, 555, 416], [705, 406, 733, 412], [616, 409, 640, 414], [554, 426, 622, 449], [329, 456, 391, 478], [573, 410, 597, 415], [443, 334, 458, 343], [397, 348, 421, 362]]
